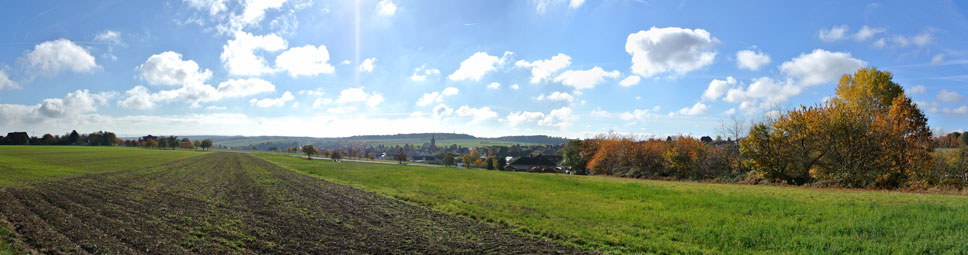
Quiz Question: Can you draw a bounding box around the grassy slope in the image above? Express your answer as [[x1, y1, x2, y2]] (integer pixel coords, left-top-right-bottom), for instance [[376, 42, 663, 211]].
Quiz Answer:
[[258, 153, 968, 254], [0, 146, 207, 187]]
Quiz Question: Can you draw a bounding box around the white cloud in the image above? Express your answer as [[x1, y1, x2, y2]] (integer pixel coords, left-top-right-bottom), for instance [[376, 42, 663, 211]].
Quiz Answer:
[[274, 44, 335, 77], [0, 69, 18, 90], [724, 77, 802, 113], [335, 87, 384, 108], [20, 39, 98, 76], [569, 0, 585, 8], [137, 51, 213, 86], [553, 66, 620, 90], [736, 49, 771, 71], [511, 84, 520, 90], [619, 75, 641, 87], [442, 87, 459, 96], [779, 49, 866, 86], [515, 53, 571, 84], [932, 54, 944, 64], [506, 111, 545, 127], [410, 65, 441, 81], [591, 108, 612, 118], [853, 26, 884, 41], [625, 27, 718, 77], [183, 0, 228, 15], [819, 25, 848, 42], [619, 108, 655, 122], [237, 0, 287, 27], [448, 51, 512, 81], [487, 82, 501, 90], [299, 88, 325, 96], [909, 85, 925, 94], [702, 76, 736, 101], [376, 0, 397, 16], [675, 102, 708, 115], [216, 78, 276, 98], [433, 103, 453, 120], [416, 87, 459, 106], [538, 91, 575, 102], [456, 105, 498, 124], [358, 57, 377, 72], [0, 90, 114, 124], [538, 106, 577, 128], [250, 91, 294, 108], [887, 32, 933, 48], [937, 89, 963, 102], [94, 30, 123, 45], [220, 31, 287, 76], [872, 38, 887, 48]]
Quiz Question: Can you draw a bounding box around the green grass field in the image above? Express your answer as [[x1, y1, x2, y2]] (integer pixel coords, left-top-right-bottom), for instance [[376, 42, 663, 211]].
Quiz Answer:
[[258, 153, 968, 254], [0, 146, 207, 187]]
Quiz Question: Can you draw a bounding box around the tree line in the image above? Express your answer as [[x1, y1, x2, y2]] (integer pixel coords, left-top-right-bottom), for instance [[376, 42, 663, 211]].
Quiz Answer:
[[0, 130, 119, 146], [562, 68, 968, 190]]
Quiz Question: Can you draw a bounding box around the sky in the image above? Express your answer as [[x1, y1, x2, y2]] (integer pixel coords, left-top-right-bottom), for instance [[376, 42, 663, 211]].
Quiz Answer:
[[0, 0, 967, 138]]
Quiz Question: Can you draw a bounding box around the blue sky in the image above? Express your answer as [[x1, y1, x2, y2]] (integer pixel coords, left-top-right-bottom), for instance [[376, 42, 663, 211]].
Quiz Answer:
[[0, 0, 966, 138]]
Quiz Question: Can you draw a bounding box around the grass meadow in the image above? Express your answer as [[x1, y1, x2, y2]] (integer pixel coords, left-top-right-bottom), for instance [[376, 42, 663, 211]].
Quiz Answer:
[[259, 153, 968, 254]]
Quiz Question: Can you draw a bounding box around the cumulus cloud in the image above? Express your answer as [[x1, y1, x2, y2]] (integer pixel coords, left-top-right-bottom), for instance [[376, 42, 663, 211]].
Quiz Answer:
[[448, 51, 512, 81], [376, 0, 397, 16], [510, 84, 520, 90], [818, 25, 848, 42], [216, 78, 276, 98], [250, 91, 294, 108], [432, 103, 454, 120], [358, 58, 377, 72], [702, 76, 736, 101], [736, 49, 771, 71], [538, 91, 575, 102], [410, 65, 440, 81], [237, 0, 288, 28], [909, 85, 926, 94], [274, 44, 335, 77], [625, 27, 718, 77], [486, 82, 501, 90], [619, 75, 641, 87], [674, 102, 708, 115], [183, 0, 228, 15], [724, 77, 802, 113], [94, 30, 123, 45], [0, 69, 18, 90], [1, 90, 114, 125], [779, 49, 865, 86], [853, 26, 884, 41], [20, 39, 99, 77], [937, 89, 963, 102], [553, 66, 620, 90], [336, 87, 383, 108], [137, 51, 213, 86], [220, 31, 287, 76], [619, 108, 656, 123], [416, 87, 459, 106], [515, 53, 571, 84], [506, 111, 545, 127], [569, 0, 585, 8], [456, 105, 498, 124]]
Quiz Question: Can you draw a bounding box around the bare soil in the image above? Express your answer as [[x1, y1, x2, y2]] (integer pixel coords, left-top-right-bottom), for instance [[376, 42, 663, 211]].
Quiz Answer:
[[0, 152, 586, 254]]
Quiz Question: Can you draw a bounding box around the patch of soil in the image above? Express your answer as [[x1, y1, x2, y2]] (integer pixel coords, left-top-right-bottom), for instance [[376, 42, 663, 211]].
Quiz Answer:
[[0, 152, 588, 254]]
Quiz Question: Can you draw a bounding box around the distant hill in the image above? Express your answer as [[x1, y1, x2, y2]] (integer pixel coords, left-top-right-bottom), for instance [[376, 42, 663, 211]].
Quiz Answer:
[[123, 133, 570, 149]]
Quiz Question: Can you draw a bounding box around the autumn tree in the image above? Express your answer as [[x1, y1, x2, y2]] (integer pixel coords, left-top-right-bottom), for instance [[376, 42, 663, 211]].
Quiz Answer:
[[302, 145, 317, 160], [194, 140, 201, 151], [201, 139, 213, 151], [443, 152, 456, 167]]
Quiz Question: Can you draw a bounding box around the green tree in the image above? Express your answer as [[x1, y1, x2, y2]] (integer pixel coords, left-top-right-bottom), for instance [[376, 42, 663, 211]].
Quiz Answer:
[[69, 130, 81, 145], [201, 139, 213, 151], [396, 148, 407, 164], [443, 152, 456, 167], [302, 145, 317, 160], [158, 138, 168, 149], [962, 133, 968, 148], [560, 139, 586, 174], [331, 149, 343, 161]]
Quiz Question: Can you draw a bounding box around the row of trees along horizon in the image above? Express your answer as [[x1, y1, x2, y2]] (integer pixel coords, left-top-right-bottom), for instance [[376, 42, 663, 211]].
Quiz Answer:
[[0, 130, 213, 151], [560, 68, 968, 190]]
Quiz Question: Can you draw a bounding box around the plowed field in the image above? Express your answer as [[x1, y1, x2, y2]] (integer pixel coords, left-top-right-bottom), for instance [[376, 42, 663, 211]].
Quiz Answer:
[[0, 152, 583, 254]]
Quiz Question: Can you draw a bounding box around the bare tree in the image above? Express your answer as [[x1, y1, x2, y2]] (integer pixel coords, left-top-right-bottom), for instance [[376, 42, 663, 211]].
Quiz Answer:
[[717, 115, 749, 141]]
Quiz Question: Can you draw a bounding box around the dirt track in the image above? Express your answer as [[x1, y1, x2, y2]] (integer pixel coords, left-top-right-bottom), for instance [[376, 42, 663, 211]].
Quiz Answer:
[[0, 152, 585, 254]]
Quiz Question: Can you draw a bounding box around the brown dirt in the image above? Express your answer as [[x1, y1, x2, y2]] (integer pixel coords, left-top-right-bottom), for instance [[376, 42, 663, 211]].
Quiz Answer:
[[0, 152, 587, 254]]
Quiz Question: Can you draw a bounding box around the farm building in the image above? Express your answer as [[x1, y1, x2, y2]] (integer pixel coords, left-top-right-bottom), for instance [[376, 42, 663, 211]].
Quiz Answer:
[[505, 155, 561, 172]]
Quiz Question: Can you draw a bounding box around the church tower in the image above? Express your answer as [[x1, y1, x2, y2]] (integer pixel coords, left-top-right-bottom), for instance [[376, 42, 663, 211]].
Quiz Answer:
[[430, 133, 436, 149]]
